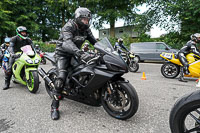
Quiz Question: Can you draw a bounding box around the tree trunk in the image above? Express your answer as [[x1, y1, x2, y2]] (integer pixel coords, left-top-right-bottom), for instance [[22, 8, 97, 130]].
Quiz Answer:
[[110, 19, 115, 38]]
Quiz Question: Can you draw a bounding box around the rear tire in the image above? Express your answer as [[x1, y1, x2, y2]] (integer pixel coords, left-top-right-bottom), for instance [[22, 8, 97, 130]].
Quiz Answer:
[[27, 71, 39, 93], [101, 81, 139, 120], [161, 62, 180, 78], [129, 61, 139, 72]]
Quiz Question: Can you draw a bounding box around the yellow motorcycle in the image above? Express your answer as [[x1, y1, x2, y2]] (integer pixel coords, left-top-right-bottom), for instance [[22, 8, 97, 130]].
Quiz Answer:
[[160, 52, 200, 78]]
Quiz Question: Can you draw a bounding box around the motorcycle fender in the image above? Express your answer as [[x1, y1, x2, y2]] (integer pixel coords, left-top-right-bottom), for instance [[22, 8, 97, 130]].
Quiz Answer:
[[25, 67, 37, 80]]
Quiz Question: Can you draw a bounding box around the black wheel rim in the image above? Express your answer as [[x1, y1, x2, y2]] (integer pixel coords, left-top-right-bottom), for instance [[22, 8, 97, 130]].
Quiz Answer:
[[163, 64, 178, 77], [102, 83, 132, 117]]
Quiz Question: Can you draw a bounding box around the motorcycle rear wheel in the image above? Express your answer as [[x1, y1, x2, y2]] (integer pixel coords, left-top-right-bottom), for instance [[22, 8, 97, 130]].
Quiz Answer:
[[129, 61, 139, 72], [101, 81, 139, 120], [170, 90, 200, 133], [161, 62, 180, 78]]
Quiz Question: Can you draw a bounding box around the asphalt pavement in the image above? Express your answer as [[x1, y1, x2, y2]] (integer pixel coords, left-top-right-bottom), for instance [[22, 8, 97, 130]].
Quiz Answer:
[[0, 61, 198, 133]]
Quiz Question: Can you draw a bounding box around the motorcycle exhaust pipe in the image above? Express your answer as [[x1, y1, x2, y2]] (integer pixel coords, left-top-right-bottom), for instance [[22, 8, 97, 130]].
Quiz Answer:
[[38, 67, 55, 89]]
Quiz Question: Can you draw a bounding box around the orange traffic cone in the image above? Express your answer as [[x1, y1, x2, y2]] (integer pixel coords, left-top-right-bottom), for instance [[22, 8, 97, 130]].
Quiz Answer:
[[141, 72, 146, 80]]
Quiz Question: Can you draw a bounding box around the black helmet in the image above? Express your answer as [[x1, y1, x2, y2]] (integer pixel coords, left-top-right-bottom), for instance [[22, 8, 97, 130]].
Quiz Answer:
[[16, 26, 27, 39], [191, 33, 200, 43], [118, 38, 123, 45], [75, 7, 91, 30]]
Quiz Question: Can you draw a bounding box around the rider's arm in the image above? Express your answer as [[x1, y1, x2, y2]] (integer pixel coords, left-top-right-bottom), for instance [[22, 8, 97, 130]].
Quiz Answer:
[[121, 43, 129, 52], [61, 23, 80, 55], [86, 28, 97, 45], [191, 45, 200, 57]]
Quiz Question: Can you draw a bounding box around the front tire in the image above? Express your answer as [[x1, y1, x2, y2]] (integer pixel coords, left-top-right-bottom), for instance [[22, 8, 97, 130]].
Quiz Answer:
[[101, 81, 139, 120], [161, 62, 180, 78], [170, 90, 200, 133], [27, 71, 39, 93]]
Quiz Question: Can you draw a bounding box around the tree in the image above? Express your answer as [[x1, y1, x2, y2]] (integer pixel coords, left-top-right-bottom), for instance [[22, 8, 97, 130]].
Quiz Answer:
[[79, 0, 144, 38], [145, 0, 200, 44], [0, 0, 16, 43]]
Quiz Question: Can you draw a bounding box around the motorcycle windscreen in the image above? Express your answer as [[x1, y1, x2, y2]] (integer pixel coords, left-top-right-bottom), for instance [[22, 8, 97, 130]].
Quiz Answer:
[[21, 45, 34, 56]]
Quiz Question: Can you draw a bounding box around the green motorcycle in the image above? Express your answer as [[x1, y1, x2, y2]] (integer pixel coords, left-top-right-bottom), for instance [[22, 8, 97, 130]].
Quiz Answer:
[[12, 45, 41, 93]]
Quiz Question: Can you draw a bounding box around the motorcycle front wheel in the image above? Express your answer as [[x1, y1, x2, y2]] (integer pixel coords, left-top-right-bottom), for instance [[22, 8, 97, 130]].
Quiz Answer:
[[101, 81, 139, 120], [27, 71, 39, 93], [170, 90, 200, 133]]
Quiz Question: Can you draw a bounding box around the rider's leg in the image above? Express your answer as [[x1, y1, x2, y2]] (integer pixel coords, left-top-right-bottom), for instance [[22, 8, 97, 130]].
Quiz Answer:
[[178, 53, 189, 75], [178, 53, 189, 82], [3, 72, 12, 90], [3, 57, 15, 90], [51, 55, 70, 120]]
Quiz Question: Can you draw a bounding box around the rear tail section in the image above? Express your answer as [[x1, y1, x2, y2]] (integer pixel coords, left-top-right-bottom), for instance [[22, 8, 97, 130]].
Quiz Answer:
[[160, 52, 181, 65]]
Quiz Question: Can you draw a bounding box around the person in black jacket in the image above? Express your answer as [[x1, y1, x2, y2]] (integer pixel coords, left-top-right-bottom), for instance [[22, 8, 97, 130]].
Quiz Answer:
[[51, 7, 97, 120], [3, 26, 34, 90], [0, 37, 11, 68], [178, 33, 200, 82]]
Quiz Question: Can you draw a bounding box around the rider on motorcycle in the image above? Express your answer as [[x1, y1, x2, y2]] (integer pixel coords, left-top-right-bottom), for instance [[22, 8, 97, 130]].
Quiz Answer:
[[114, 38, 129, 54], [35, 44, 41, 53], [51, 7, 97, 120], [0, 37, 11, 68], [178, 33, 200, 82], [82, 42, 89, 52], [3, 26, 34, 90]]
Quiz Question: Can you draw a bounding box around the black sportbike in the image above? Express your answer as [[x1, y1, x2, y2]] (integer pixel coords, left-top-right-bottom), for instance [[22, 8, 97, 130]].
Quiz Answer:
[[170, 90, 200, 133], [38, 38, 139, 120]]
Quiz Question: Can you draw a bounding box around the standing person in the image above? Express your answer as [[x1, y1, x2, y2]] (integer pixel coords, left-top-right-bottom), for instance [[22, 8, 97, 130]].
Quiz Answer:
[[0, 37, 11, 68], [178, 33, 200, 82], [51, 7, 97, 120], [3, 26, 34, 90]]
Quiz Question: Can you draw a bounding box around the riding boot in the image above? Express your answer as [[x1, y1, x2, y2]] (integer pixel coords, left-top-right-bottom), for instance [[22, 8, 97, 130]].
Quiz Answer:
[[51, 99, 60, 120], [184, 66, 190, 75], [3, 74, 12, 90], [178, 67, 188, 82]]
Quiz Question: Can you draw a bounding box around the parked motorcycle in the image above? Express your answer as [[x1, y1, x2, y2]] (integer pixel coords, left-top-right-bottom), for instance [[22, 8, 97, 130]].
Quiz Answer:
[[38, 37, 139, 120], [169, 90, 200, 133], [121, 51, 139, 72], [160, 52, 200, 78], [2, 50, 10, 73], [36, 49, 46, 65], [12, 45, 41, 93]]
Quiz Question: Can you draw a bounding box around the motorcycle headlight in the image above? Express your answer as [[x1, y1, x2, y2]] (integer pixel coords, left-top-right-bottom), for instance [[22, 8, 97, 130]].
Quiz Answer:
[[34, 59, 40, 64], [26, 59, 33, 64]]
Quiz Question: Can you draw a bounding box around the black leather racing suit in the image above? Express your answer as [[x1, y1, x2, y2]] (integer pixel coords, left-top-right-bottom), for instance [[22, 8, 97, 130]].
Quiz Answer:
[[178, 40, 200, 73], [6, 35, 34, 84], [52, 19, 97, 109]]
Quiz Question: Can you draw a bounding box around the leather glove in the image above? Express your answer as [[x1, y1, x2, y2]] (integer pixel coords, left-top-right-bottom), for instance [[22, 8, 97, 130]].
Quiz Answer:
[[80, 52, 92, 62]]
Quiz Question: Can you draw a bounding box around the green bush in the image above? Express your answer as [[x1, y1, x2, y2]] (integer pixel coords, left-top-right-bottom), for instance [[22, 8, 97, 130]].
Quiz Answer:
[[33, 41, 56, 52]]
